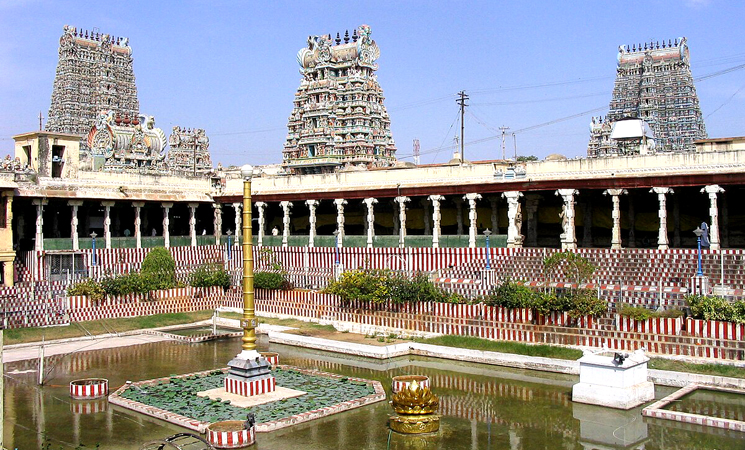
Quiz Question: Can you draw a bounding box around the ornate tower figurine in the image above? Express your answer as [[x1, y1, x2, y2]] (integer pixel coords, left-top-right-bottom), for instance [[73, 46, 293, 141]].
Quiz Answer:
[[283, 24, 397, 174], [167, 127, 213, 175], [46, 26, 140, 148], [588, 38, 707, 157]]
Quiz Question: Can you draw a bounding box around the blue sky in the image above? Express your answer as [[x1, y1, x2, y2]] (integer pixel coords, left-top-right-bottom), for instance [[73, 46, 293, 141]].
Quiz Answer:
[[1, 0, 743, 166]]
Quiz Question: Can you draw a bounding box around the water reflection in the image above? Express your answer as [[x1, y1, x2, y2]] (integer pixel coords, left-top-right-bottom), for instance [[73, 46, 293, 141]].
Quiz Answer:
[[2, 336, 743, 449]]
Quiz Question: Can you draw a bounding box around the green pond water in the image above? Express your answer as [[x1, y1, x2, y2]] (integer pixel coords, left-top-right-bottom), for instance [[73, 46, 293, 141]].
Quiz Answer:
[[3, 336, 743, 449]]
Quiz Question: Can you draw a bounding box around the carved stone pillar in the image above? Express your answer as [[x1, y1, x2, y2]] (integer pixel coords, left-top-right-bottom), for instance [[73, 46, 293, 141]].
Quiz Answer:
[[464, 193, 482, 248], [650, 187, 673, 250], [254, 202, 266, 247], [132, 202, 144, 249], [188, 203, 198, 247], [162, 202, 173, 248], [334, 199, 347, 246], [363, 197, 378, 248], [280, 201, 293, 248], [68, 200, 83, 251], [604, 189, 627, 250], [429, 195, 444, 248], [524, 194, 540, 247], [555, 189, 579, 250], [395, 196, 410, 248], [232, 202, 241, 246], [102, 201, 114, 249], [421, 199, 431, 235], [213, 203, 223, 245], [702, 185, 725, 251], [502, 191, 523, 248], [489, 198, 499, 235], [455, 198, 464, 235], [306, 200, 319, 247], [32, 199, 47, 251]]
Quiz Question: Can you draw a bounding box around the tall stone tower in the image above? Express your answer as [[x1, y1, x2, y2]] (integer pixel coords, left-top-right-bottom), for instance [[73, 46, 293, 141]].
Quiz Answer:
[[588, 38, 707, 157], [283, 24, 397, 174], [167, 127, 213, 175], [46, 25, 139, 143]]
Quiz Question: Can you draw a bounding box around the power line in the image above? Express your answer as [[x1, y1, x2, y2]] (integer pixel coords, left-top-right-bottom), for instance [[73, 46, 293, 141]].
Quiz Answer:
[[456, 91, 469, 163], [706, 82, 745, 119]]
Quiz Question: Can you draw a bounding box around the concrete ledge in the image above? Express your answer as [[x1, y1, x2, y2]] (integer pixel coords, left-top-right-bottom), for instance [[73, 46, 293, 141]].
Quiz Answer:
[[643, 384, 745, 432]]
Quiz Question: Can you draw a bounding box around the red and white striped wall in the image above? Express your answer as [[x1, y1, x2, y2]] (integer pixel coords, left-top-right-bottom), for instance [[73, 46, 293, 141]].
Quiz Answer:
[[207, 421, 255, 449], [224, 376, 276, 397], [260, 352, 279, 367], [69, 378, 108, 400]]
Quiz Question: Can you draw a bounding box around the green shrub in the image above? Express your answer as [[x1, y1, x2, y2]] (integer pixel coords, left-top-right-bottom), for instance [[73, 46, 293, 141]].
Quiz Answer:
[[323, 269, 390, 304], [532, 291, 571, 316], [387, 272, 455, 304], [141, 247, 176, 290], [566, 289, 607, 318], [190, 263, 232, 290], [686, 295, 745, 323], [67, 278, 105, 301], [254, 271, 287, 290], [618, 305, 685, 321], [485, 279, 536, 309]]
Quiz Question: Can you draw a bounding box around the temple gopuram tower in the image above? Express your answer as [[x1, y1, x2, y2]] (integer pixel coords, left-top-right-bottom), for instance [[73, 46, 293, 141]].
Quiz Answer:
[[46, 25, 139, 144], [283, 24, 397, 174], [588, 38, 707, 157], [167, 127, 213, 175]]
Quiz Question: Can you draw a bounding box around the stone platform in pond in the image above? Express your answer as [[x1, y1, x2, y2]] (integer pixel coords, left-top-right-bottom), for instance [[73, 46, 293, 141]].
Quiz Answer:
[[109, 366, 385, 433]]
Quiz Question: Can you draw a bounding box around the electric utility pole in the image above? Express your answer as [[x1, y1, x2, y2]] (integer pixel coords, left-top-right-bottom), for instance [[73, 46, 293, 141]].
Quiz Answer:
[[499, 126, 510, 160], [456, 91, 469, 163]]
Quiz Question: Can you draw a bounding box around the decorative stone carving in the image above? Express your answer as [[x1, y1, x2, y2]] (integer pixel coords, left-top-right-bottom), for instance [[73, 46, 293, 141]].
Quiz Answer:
[[284, 25, 396, 174], [254, 202, 266, 247], [213, 203, 223, 245], [502, 191, 524, 248], [102, 201, 114, 249], [68, 200, 84, 250], [86, 110, 167, 172], [556, 189, 579, 250], [47, 26, 139, 147], [524, 194, 540, 247], [132, 202, 144, 249], [168, 127, 213, 175], [162, 202, 173, 248]]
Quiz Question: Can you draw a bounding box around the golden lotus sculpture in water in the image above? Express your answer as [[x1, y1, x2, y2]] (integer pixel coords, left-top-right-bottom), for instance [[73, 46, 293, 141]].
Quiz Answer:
[[389, 379, 440, 434]]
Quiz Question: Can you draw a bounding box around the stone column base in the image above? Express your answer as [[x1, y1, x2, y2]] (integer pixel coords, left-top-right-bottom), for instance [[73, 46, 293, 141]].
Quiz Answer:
[[224, 376, 276, 397], [572, 381, 654, 410]]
